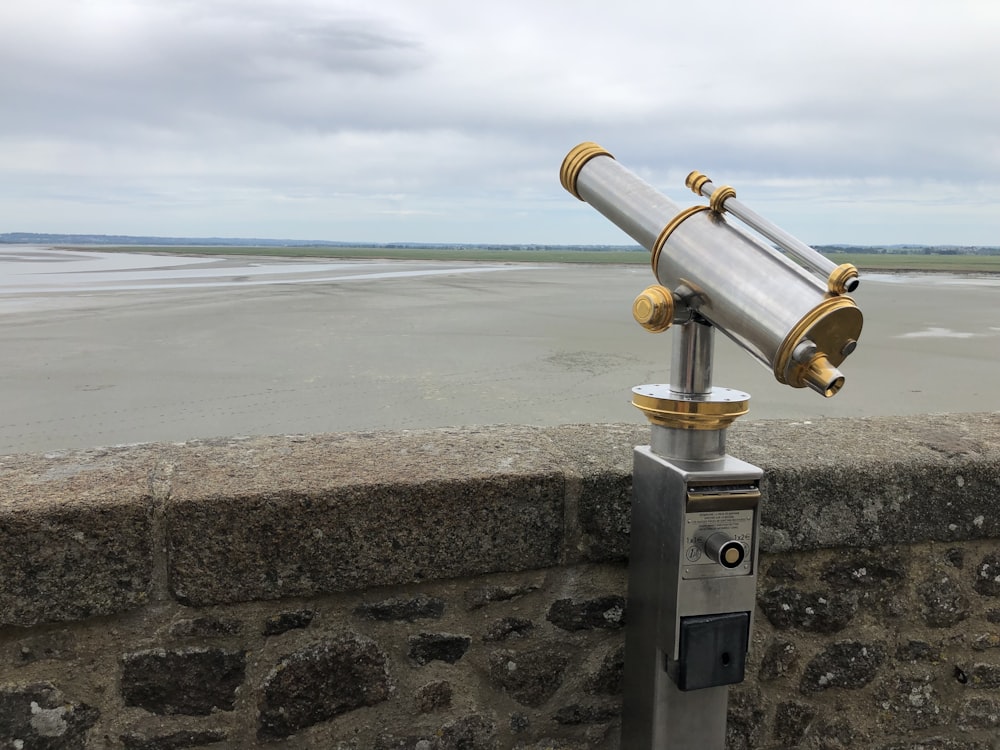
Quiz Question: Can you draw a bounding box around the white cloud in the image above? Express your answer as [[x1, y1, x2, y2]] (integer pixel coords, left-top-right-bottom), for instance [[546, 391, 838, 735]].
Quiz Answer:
[[1, 0, 999, 243]]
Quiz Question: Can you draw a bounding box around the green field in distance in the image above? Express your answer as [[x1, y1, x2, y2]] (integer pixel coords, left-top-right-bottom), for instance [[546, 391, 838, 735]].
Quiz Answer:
[[64, 244, 1000, 273]]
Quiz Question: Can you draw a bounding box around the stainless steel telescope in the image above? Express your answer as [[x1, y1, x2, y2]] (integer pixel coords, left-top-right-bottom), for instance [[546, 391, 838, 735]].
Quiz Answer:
[[561, 141, 862, 399], [559, 142, 865, 749]]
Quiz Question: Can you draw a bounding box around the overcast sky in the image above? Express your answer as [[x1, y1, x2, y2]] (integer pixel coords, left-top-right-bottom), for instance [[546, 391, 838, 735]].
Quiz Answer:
[[1, 0, 998, 246]]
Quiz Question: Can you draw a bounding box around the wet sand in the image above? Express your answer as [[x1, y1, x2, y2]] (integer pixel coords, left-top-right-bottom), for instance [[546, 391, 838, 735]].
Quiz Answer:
[[1, 247, 998, 455]]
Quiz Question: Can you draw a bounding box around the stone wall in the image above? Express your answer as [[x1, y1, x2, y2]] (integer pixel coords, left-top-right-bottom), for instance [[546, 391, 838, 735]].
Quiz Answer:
[[1, 414, 999, 749]]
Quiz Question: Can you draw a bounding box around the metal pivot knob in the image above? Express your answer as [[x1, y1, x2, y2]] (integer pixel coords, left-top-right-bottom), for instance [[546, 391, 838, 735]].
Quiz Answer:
[[704, 532, 747, 570], [632, 285, 675, 333]]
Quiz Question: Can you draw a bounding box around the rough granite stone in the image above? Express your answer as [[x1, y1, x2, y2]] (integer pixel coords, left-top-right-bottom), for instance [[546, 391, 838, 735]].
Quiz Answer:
[[0, 450, 153, 626], [546, 595, 625, 631], [917, 573, 971, 627], [772, 700, 817, 745], [2, 418, 1000, 748], [488, 645, 571, 707], [438, 714, 498, 750], [758, 587, 857, 632], [973, 553, 1000, 596], [0, 682, 99, 750], [971, 633, 1000, 651], [800, 641, 886, 693], [896, 640, 942, 663], [262, 609, 315, 636], [759, 638, 799, 681], [355, 594, 445, 622], [510, 712, 530, 732], [576, 473, 632, 562], [543, 423, 639, 563], [820, 552, 908, 589], [765, 559, 805, 581], [483, 616, 534, 642], [164, 429, 567, 606], [414, 680, 453, 713], [408, 633, 472, 665], [121, 648, 246, 716], [878, 676, 947, 730], [797, 715, 860, 749], [820, 551, 908, 614], [957, 697, 1000, 729], [969, 663, 1000, 689], [259, 634, 391, 739], [726, 686, 765, 750]]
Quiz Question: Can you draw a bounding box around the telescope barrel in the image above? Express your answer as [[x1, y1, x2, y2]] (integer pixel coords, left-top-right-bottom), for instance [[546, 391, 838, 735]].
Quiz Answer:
[[686, 172, 859, 294], [560, 142, 862, 397]]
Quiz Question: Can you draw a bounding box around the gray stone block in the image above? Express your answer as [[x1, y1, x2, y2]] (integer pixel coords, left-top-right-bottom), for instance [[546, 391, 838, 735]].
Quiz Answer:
[[0, 449, 154, 626], [164, 429, 566, 605], [800, 640, 886, 693], [355, 594, 445, 622], [488, 644, 572, 707], [407, 633, 471, 665], [759, 638, 799, 681], [0, 682, 99, 750], [258, 633, 391, 740], [121, 647, 246, 716], [546, 595, 626, 631], [917, 573, 971, 627], [758, 586, 857, 633]]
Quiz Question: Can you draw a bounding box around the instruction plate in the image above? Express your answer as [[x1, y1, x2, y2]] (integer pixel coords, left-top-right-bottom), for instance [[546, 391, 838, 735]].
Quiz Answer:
[[682, 509, 754, 579]]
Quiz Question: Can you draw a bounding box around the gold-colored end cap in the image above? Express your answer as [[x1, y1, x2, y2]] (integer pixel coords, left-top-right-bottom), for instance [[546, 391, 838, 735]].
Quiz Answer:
[[560, 142, 613, 200], [632, 285, 675, 333], [828, 263, 860, 295], [631, 385, 750, 430], [773, 296, 863, 394], [685, 170, 711, 196]]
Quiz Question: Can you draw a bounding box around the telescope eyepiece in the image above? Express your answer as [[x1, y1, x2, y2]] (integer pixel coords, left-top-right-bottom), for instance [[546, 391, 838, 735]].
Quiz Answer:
[[803, 354, 845, 398]]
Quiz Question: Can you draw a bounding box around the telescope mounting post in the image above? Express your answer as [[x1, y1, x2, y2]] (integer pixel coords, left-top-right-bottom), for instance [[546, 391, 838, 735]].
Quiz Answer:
[[622, 315, 763, 748]]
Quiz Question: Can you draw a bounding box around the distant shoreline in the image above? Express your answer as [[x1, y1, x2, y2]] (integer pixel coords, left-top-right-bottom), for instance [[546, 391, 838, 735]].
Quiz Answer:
[[42, 243, 1000, 274]]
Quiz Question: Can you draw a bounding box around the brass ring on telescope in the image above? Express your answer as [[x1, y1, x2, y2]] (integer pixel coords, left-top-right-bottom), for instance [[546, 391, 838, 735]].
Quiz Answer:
[[827, 263, 859, 295], [560, 142, 614, 200], [631, 385, 750, 430], [650, 206, 712, 276], [685, 170, 711, 196], [709, 185, 736, 213], [772, 295, 863, 388]]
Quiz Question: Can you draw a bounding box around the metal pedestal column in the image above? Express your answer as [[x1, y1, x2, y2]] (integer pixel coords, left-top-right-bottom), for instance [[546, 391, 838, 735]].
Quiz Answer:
[[621, 321, 762, 748]]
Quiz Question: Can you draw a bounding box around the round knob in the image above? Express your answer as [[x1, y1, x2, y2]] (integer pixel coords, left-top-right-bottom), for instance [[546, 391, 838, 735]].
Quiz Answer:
[[632, 285, 675, 333], [705, 532, 747, 570]]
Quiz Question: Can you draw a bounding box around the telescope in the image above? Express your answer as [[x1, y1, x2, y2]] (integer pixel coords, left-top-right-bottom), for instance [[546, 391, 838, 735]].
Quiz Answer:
[[559, 143, 864, 748]]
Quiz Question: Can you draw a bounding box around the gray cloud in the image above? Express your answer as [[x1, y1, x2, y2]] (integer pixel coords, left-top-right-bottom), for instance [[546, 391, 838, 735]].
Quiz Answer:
[[1, 0, 998, 244]]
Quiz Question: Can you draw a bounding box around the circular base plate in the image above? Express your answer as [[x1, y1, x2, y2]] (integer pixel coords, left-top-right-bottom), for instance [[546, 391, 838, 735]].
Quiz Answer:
[[631, 384, 750, 430]]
